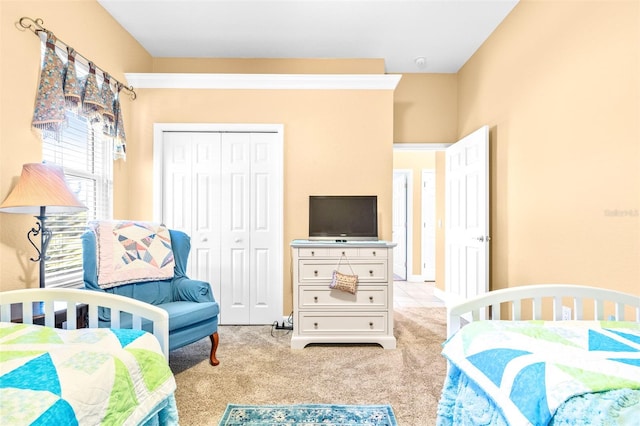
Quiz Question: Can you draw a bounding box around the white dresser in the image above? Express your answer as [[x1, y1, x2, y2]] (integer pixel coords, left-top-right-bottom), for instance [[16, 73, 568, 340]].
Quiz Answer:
[[290, 240, 397, 349]]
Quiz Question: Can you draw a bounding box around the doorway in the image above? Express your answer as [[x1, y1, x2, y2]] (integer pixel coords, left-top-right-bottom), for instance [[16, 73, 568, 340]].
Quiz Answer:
[[392, 144, 449, 283], [392, 170, 410, 280]]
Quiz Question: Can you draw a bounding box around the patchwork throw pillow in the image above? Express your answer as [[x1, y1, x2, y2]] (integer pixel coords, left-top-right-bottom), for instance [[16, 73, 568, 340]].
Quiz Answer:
[[91, 220, 175, 289]]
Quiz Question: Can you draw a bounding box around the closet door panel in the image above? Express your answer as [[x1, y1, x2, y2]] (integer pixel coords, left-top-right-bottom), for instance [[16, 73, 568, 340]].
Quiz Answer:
[[221, 133, 251, 324], [248, 133, 282, 324], [162, 132, 221, 304]]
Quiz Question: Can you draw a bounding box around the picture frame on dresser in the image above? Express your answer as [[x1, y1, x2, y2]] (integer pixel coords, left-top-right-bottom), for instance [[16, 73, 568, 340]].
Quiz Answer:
[[290, 239, 397, 349]]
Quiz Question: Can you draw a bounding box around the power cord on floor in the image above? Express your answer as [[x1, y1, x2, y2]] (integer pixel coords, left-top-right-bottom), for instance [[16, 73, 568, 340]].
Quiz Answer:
[[270, 311, 294, 337]]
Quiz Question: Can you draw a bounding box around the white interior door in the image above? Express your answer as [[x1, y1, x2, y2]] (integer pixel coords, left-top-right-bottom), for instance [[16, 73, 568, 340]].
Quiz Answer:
[[421, 169, 436, 281], [445, 125, 490, 302], [392, 171, 408, 280], [159, 126, 282, 325], [248, 133, 283, 324], [220, 133, 252, 324], [220, 132, 282, 325], [162, 132, 222, 300]]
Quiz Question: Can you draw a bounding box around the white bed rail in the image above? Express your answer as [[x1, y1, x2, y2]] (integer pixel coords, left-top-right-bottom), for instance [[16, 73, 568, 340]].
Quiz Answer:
[[447, 284, 640, 338], [0, 288, 170, 360]]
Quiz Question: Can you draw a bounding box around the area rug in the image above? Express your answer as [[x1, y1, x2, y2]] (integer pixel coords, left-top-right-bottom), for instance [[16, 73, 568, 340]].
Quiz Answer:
[[218, 403, 398, 426]]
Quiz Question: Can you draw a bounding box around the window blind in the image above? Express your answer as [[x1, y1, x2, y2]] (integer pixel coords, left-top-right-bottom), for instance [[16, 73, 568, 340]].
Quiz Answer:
[[42, 113, 113, 288]]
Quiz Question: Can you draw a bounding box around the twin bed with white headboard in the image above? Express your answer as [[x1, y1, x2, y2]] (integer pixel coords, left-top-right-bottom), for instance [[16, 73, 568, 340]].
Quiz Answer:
[[438, 284, 640, 425], [0, 288, 177, 425]]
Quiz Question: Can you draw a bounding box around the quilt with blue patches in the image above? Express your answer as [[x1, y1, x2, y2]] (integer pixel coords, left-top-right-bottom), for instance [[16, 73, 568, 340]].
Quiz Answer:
[[0, 322, 178, 425], [440, 320, 640, 425]]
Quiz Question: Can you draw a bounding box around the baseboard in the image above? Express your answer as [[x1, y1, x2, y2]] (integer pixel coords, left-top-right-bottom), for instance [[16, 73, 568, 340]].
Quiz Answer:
[[406, 274, 426, 282]]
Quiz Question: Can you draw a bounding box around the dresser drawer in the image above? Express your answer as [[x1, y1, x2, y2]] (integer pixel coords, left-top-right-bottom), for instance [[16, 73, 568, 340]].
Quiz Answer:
[[298, 248, 330, 258], [358, 247, 387, 258], [298, 285, 388, 309], [298, 261, 387, 283], [298, 312, 388, 334], [328, 248, 359, 257]]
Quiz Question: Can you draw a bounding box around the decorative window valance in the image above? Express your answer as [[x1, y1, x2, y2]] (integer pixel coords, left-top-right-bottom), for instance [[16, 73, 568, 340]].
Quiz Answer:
[[20, 17, 135, 160]]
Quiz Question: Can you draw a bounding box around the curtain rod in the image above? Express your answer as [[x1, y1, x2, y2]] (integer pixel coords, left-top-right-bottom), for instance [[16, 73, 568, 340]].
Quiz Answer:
[[19, 16, 137, 100]]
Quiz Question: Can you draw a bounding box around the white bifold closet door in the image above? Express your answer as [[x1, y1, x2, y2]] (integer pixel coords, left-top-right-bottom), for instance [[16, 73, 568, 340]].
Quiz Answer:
[[162, 131, 282, 325]]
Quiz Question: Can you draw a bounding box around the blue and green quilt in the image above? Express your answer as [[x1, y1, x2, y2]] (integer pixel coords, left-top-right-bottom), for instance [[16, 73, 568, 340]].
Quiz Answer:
[[0, 322, 178, 425], [440, 320, 640, 425]]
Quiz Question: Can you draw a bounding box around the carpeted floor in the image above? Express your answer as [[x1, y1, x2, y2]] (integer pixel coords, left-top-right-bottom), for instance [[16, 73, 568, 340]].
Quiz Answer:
[[169, 307, 447, 425]]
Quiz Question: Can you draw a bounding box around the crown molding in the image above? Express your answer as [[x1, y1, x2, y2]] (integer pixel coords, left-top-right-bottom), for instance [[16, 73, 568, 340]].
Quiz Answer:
[[125, 73, 402, 90]]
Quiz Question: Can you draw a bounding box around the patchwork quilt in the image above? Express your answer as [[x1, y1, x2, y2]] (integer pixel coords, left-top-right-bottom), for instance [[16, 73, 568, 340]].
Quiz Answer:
[[440, 320, 640, 425], [91, 220, 175, 289], [0, 322, 177, 425]]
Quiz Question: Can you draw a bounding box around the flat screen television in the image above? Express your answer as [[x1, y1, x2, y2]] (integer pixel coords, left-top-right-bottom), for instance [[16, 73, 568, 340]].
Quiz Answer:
[[308, 195, 378, 241]]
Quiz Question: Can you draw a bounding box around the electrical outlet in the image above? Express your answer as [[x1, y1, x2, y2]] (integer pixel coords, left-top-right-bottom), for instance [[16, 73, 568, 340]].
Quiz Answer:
[[562, 306, 572, 321]]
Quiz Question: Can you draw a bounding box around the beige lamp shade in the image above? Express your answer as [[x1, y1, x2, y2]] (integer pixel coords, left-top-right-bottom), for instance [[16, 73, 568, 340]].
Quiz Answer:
[[0, 163, 87, 214]]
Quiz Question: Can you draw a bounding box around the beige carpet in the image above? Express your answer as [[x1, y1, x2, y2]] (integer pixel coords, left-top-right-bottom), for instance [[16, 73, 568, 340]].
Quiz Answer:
[[169, 307, 447, 425]]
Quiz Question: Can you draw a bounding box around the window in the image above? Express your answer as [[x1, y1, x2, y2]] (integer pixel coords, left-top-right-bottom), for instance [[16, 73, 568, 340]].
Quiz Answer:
[[42, 112, 113, 287]]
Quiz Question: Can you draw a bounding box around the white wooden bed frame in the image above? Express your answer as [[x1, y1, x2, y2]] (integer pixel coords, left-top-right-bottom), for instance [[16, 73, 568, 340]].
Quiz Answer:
[[0, 288, 170, 359], [447, 284, 640, 338]]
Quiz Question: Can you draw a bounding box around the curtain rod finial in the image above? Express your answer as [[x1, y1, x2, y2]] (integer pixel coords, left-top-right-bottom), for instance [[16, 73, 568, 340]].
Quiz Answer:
[[19, 17, 46, 34], [118, 82, 137, 101]]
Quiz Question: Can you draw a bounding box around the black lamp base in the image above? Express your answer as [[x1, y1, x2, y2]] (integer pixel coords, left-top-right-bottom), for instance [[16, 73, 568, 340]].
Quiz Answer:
[[26, 206, 51, 288]]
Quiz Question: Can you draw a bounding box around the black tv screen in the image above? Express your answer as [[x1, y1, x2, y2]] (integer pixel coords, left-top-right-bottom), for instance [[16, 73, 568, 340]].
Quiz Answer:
[[308, 195, 378, 241]]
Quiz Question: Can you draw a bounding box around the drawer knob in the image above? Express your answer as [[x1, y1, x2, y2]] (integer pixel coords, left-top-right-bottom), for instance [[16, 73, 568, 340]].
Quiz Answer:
[[313, 296, 318, 302], [314, 270, 318, 276], [369, 270, 373, 276], [341, 251, 346, 256], [369, 296, 374, 302], [311, 251, 315, 256], [369, 322, 374, 328], [372, 251, 376, 256], [314, 322, 319, 329]]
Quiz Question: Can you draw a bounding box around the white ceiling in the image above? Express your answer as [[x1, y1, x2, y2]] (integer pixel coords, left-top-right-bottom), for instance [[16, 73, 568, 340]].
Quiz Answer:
[[98, 0, 519, 74]]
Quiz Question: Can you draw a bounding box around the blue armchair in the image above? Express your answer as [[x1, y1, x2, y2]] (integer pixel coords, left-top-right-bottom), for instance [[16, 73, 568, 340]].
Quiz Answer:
[[82, 226, 220, 366]]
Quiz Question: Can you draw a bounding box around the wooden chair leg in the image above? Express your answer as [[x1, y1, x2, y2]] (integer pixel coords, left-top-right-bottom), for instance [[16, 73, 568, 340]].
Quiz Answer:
[[209, 331, 220, 366]]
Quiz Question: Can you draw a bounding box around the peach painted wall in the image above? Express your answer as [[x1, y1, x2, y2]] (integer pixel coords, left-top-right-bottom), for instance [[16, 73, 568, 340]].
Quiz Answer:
[[152, 57, 385, 74], [126, 86, 395, 312], [0, 0, 151, 290], [458, 0, 640, 296], [393, 73, 457, 143]]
